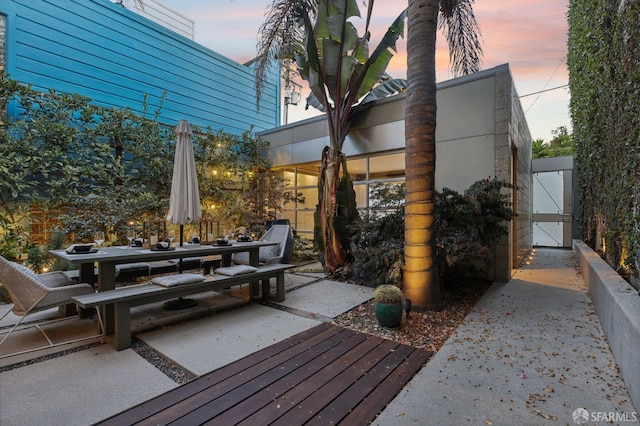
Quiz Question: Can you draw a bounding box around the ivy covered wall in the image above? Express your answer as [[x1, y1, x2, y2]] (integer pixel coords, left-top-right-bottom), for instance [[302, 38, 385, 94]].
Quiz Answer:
[[568, 0, 640, 279]]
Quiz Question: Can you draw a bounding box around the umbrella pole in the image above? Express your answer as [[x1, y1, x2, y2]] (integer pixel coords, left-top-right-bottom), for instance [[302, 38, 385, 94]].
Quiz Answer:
[[179, 224, 184, 272], [163, 224, 197, 310]]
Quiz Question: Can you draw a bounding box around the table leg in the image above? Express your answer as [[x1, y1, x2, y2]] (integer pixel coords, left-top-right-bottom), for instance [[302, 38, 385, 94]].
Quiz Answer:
[[62, 263, 95, 317], [249, 248, 260, 299], [250, 281, 260, 299], [261, 279, 270, 300], [249, 248, 259, 266], [98, 262, 117, 292], [79, 263, 97, 286], [59, 303, 78, 317], [102, 304, 115, 336]]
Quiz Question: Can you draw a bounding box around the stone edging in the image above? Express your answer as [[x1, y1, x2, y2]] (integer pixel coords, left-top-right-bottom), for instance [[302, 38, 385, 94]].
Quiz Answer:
[[573, 239, 640, 410]]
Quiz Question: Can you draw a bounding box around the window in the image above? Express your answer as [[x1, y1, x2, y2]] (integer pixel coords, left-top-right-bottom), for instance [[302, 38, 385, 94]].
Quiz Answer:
[[275, 151, 406, 238]]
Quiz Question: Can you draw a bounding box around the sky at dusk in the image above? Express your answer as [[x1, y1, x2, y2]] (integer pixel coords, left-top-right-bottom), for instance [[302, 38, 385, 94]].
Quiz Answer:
[[147, 0, 570, 141]]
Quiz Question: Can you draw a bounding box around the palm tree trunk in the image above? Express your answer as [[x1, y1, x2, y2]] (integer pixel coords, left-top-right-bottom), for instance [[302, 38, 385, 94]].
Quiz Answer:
[[403, 0, 443, 311]]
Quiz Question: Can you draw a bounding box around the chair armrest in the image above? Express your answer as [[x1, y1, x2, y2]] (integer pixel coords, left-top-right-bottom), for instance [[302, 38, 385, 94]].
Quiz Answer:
[[39, 283, 95, 307], [263, 256, 283, 265], [38, 271, 77, 288]]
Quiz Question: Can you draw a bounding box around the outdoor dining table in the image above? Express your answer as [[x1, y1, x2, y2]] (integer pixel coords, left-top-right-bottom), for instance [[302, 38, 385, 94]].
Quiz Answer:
[[49, 241, 278, 337], [49, 240, 278, 293]]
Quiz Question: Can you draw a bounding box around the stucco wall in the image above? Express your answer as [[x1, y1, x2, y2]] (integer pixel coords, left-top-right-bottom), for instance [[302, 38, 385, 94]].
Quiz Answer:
[[1, 0, 279, 134]]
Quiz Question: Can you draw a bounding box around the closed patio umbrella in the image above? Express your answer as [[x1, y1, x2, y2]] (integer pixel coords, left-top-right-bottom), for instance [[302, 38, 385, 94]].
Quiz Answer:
[[167, 119, 202, 243], [164, 119, 202, 309]]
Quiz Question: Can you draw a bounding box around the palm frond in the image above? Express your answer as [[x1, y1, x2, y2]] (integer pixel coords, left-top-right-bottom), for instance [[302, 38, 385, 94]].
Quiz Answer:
[[439, 0, 483, 77], [255, 0, 318, 105]]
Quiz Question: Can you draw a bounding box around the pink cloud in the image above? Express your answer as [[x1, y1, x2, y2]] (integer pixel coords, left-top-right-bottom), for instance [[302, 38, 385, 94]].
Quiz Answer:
[[155, 0, 570, 138]]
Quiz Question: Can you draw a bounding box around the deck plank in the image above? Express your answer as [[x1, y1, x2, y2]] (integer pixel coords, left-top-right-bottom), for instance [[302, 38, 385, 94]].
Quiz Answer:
[[305, 344, 416, 425], [213, 332, 370, 425], [342, 348, 432, 424], [99, 323, 335, 425], [168, 329, 357, 425], [137, 326, 349, 426], [235, 333, 385, 426], [269, 338, 399, 426], [96, 323, 430, 426]]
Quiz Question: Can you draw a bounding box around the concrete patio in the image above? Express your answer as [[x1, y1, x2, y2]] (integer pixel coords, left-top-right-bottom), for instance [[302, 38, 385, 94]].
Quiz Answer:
[[0, 250, 637, 425]]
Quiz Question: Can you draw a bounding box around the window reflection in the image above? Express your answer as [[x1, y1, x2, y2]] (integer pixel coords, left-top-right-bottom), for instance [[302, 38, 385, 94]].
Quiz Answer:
[[274, 152, 406, 238]]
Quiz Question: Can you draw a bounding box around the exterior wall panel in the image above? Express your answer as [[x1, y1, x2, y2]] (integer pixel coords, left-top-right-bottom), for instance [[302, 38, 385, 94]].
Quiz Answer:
[[436, 134, 495, 192], [3, 0, 278, 135], [435, 76, 495, 142], [345, 121, 406, 156]]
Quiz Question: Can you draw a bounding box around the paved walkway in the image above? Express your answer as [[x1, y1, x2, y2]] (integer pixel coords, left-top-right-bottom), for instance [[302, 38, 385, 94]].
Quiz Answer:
[[374, 248, 638, 425], [0, 249, 637, 425]]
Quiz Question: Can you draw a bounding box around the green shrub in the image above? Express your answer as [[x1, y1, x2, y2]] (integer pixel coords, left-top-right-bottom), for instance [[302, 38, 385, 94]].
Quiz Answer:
[[436, 178, 514, 284], [343, 183, 405, 287], [342, 178, 514, 288], [568, 0, 640, 280], [0, 213, 27, 261], [1, 72, 288, 256]]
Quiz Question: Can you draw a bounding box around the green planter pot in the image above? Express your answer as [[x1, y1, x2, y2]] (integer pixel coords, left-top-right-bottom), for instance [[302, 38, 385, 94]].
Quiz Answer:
[[375, 302, 403, 329]]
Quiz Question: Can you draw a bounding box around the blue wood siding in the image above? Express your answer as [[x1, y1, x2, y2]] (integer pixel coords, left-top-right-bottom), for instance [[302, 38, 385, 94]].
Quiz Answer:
[[1, 0, 280, 135]]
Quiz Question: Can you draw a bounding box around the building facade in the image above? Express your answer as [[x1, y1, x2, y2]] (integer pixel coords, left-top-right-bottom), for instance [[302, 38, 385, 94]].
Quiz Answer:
[[260, 64, 533, 282], [0, 0, 279, 135], [1, 1, 533, 281]]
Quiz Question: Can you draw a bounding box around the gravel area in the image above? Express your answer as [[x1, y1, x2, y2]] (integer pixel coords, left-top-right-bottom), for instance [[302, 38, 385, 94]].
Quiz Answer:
[[130, 337, 195, 384], [332, 281, 491, 353]]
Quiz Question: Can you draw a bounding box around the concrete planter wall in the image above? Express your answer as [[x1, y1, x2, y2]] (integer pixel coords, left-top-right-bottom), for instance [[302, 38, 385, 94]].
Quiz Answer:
[[573, 240, 640, 409]]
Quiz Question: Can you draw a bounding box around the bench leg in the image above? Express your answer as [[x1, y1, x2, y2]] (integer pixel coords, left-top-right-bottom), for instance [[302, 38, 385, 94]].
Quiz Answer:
[[275, 272, 285, 302], [103, 304, 115, 336], [250, 281, 260, 299], [261, 279, 270, 300], [104, 302, 132, 351]]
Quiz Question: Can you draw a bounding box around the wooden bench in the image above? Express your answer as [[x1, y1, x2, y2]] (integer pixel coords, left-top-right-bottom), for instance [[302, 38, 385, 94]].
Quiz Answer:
[[72, 263, 292, 351]]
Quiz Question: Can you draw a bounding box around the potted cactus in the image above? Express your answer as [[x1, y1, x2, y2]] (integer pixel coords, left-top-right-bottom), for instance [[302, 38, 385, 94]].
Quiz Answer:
[[373, 284, 403, 329]]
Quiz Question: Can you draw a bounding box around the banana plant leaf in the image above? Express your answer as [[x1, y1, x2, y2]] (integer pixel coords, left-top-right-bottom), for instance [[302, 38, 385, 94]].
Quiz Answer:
[[307, 78, 407, 113], [297, 0, 407, 149]]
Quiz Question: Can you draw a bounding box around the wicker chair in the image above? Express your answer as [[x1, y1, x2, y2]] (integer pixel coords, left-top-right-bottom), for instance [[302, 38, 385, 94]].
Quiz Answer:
[[0, 255, 102, 354]]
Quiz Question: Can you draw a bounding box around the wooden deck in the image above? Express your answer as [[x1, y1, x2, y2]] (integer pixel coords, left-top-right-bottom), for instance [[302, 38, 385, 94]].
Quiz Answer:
[[97, 322, 432, 425]]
